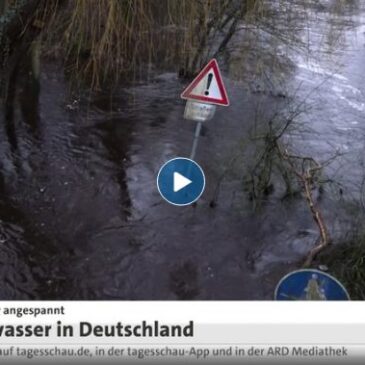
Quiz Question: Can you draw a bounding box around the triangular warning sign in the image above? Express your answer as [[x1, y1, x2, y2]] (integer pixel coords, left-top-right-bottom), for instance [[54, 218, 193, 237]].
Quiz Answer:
[[181, 59, 230, 106]]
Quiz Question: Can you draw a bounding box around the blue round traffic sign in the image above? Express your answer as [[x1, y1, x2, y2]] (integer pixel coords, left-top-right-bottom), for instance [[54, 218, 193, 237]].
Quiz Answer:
[[275, 269, 350, 301], [157, 157, 205, 206]]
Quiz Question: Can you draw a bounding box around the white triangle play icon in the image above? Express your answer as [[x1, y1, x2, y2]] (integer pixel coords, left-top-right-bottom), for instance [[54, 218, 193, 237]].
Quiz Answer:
[[173, 172, 192, 192]]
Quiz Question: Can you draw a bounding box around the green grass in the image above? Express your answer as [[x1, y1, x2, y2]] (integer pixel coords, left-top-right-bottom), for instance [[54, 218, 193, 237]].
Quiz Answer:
[[319, 235, 365, 300]]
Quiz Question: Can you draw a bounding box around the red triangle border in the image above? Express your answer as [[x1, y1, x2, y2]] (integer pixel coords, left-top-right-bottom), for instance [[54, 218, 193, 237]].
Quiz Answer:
[[181, 59, 230, 106]]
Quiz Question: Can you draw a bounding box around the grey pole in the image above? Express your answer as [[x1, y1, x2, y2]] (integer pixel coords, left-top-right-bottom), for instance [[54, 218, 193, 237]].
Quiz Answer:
[[189, 122, 203, 160]]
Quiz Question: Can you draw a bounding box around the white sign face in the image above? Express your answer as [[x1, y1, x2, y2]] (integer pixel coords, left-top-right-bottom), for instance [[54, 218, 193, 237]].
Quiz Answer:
[[188, 71, 221, 100], [184, 100, 216, 122]]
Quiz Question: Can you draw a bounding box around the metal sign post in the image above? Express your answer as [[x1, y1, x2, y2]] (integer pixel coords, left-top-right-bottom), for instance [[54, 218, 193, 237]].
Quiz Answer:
[[180, 59, 229, 163], [190, 122, 202, 161], [155, 59, 229, 207]]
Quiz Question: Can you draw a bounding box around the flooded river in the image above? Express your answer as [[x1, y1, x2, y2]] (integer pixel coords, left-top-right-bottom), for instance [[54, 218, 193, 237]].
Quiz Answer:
[[0, 1, 364, 299]]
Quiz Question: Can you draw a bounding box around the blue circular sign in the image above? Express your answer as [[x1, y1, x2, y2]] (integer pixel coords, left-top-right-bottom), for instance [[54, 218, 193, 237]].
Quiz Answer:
[[157, 157, 205, 206], [275, 269, 350, 301]]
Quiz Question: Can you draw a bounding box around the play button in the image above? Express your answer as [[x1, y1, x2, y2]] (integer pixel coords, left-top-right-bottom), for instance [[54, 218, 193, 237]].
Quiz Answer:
[[157, 157, 205, 206], [174, 172, 192, 192]]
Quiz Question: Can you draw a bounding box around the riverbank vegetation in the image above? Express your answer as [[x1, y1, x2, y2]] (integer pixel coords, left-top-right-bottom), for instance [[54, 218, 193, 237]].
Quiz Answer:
[[319, 233, 365, 300], [2, 0, 352, 88]]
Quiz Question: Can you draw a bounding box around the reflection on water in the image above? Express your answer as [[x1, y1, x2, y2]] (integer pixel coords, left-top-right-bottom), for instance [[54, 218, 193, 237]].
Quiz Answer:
[[0, 2, 364, 299]]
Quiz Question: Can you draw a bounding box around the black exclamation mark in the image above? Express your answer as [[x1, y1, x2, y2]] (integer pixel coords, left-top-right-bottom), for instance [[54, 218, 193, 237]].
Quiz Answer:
[[204, 73, 213, 96]]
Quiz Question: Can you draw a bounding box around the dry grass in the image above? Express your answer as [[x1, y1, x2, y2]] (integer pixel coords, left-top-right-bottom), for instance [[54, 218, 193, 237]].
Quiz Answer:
[[41, 0, 251, 88]]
